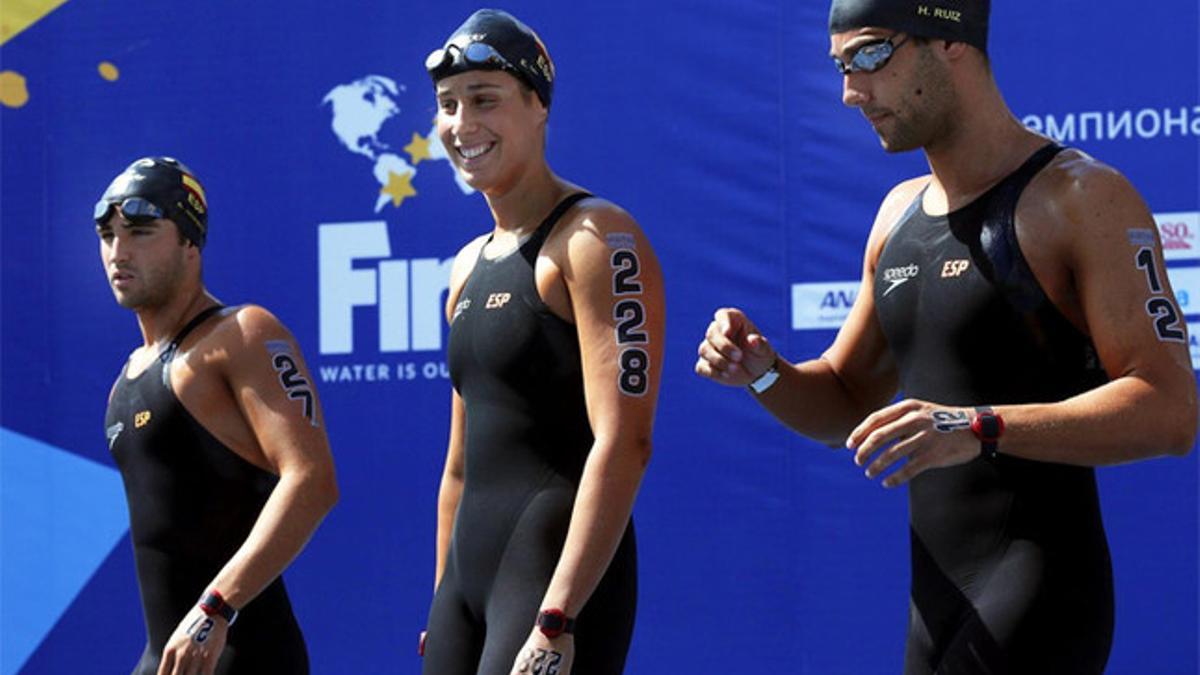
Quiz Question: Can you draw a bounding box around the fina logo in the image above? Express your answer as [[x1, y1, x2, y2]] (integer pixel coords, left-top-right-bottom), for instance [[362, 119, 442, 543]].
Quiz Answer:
[[318, 75, 473, 365]]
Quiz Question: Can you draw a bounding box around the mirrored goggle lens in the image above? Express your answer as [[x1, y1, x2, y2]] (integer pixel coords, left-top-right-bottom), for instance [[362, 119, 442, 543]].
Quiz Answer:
[[120, 198, 164, 220], [462, 41, 509, 68], [425, 48, 451, 72], [835, 40, 895, 74], [94, 199, 115, 223]]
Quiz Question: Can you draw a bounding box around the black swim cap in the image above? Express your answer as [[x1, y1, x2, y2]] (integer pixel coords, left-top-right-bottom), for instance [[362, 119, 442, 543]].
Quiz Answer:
[[426, 9, 555, 107], [97, 157, 208, 248], [829, 0, 990, 53]]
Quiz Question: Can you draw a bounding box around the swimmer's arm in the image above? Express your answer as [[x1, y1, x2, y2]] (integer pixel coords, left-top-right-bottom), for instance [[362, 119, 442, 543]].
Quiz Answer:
[[766, 236, 898, 444], [434, 390, 466, 590], [848, 169, 1195, 487], [987, 165, 1197, 464], [697, 180, 920, 445], [204, 306, 340, 610], [539, 206, 664, 617], [159, 306, 338, 672]]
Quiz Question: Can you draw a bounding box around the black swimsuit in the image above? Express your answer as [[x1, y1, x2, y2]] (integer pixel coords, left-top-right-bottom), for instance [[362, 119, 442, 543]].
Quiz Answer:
[[424, 194, 638, 674], [106, 306, 309, 674], [874, 145, 1114, 674]]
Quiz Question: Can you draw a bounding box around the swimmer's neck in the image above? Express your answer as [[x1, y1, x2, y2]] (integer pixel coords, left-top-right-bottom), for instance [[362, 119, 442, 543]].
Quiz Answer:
[[922, 87, 1046, 212], [483, 163, 578, 236], [133, 285, 217, 353]]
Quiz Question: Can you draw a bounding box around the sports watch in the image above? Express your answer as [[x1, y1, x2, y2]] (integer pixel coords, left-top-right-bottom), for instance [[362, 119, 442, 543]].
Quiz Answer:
[[536, 608, 576, 639], [198, 589, 239, 626], [970, 406, 1004, 460], [747, 360, 781, 395]]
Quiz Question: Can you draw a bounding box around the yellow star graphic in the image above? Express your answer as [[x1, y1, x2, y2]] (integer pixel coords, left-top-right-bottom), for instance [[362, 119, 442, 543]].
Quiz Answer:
[[1, 0, 68, 46], [404, 132, 433, 165], [380, 170, 417, 208]]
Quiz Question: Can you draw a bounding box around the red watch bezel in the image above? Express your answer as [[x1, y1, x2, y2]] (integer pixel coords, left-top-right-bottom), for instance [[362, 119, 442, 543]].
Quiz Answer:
[[970, 407, 1004, 460], [537, 608, 574, 639], [970, 411, 1004, 442], [198, 589, 238, 625]]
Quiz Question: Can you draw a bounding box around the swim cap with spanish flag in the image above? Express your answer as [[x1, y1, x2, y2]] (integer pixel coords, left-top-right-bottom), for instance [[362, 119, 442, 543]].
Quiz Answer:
[[829, 0, 990, 53], [426, 9, 555, 107], [97, 157, 209, 248]]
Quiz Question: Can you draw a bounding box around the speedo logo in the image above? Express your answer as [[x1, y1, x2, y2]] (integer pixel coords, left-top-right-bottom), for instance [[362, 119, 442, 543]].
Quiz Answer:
[[106, 421, 125, 450], [881, 264, 919, 296], [451, 297, 471, 323]]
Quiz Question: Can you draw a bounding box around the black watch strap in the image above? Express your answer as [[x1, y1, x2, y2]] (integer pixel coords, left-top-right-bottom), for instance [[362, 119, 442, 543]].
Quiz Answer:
[[536, 608, 576, 639]]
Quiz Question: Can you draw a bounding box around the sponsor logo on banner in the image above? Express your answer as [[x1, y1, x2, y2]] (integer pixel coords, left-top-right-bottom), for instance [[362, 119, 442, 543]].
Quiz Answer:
[[1190, 324, 1200, 371], [1155, 212, 1198, 261], [1167, 266, 1198, 316], [792, 282, 859, 330], [316, 75, 474, 384]]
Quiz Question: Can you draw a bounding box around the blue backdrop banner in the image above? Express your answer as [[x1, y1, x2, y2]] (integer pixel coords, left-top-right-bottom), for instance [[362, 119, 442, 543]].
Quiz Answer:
[[2, 1, 1197, 672]]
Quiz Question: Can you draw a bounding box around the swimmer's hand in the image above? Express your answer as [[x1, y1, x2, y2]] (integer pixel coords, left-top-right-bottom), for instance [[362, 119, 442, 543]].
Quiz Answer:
[[157, 605, 228, 675], [847, 399, 984, 488], [510, 629, 573, 675], [695, 307, 778, 386]]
